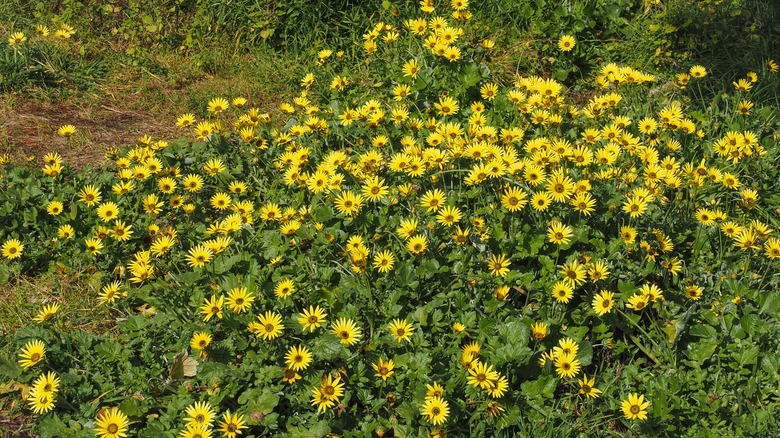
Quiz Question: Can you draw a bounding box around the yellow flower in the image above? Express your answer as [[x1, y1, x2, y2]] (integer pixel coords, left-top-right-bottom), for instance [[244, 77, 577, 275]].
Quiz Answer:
[[578, 375, 602, 398], [8, 32, 26, 46], [97, 202, 119, 222], [531, 191, 552, 211], [57, 124, 76, 137], [300, 73, 315, 88], [621, 393, 650, 420], [281, 367, 302, 385], [684, 284, 703, 300], [591, 291, 615, 316], [421, 396, 450, 426], [285, 345, 313, 371], [331, 317, 361, 346], [436, 205, 462, 226], [406, 234, 428, 254], [184, 401, 216, 428], [298, 306, 327, 332], [251, 311, 284, 340], [33, 303, 60, 324], [551, 281, 574, 304], [311, 373, 345, 412], [554, 352, 581, 379], [639, 283, 664, 302], [225, 287, 255, 313], [28, 387, 56, 415], [200, 295, 224, 322], [434, 95, 459, 116], [468, 361, 499, 390], [487, 254, 510, 277], [547, 221, 573, 245], [46, 200, 64, 216], [176, 113, 196, 128], [333, 190, 364, 217], [18, 340, 46, 369], [689, 65, 707, 78], [274, 278, 295, 299], [373, 250, 396, 273], [79, 185, 102, 206], [626, 294, 650, 311], [559, 260, 587, 286], [622, 195, 648, 218], [737, 100, 754, 115], [190, 332, 212, 350], [389, 319, 414, 342], [480, 83, 499, 100], [217, 410, 247, 438], [95, 406, 130, 438], [558, 35, 576, 52], [502, 186, 528, 212], [420, 188, 446, 212], [620, 226, 637, 244], [98, 281, 124, 305], [207, 97, 229, 114], [361, 176, 388, 202], [733, 78, 753, 92], [186, 245, 213, 268], [531, 321, 548, 341], [403, 59, 421, 78], [85, 238, 104, 255], [372, 357, 395, 381]]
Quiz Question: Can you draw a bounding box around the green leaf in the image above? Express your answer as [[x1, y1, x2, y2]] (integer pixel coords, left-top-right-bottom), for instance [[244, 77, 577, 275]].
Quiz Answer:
[[759, 292, 780, 315], [685, 338, 718, 362], [521, 375, 556, 400], [735, 345, 759, 366], [396, 262, 417, 288], [314, 205, 333, 222], [577, 341, 593, 367], [311, 334, 342, 360], [666, 303, 697, 345]]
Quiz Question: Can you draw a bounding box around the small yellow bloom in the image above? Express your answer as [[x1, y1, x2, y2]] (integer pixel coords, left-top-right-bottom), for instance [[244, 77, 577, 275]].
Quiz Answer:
[[558, 35, 575, 52], [58, 125, 76, 137]]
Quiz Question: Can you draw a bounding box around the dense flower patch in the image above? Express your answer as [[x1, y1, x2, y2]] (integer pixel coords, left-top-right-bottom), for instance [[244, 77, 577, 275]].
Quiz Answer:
[[2, 0, 780, 436]]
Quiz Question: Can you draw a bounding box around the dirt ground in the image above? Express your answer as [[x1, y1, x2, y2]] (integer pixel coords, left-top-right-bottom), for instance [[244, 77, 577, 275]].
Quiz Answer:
[[0, 96, 181, 169]]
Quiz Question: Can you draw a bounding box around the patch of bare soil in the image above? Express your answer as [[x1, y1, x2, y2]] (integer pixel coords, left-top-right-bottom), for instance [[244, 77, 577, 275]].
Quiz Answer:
[[0, 97, 181, 169]]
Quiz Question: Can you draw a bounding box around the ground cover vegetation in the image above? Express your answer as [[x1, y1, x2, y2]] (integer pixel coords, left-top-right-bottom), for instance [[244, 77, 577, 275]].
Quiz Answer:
[[1, 0, 780, 436]]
